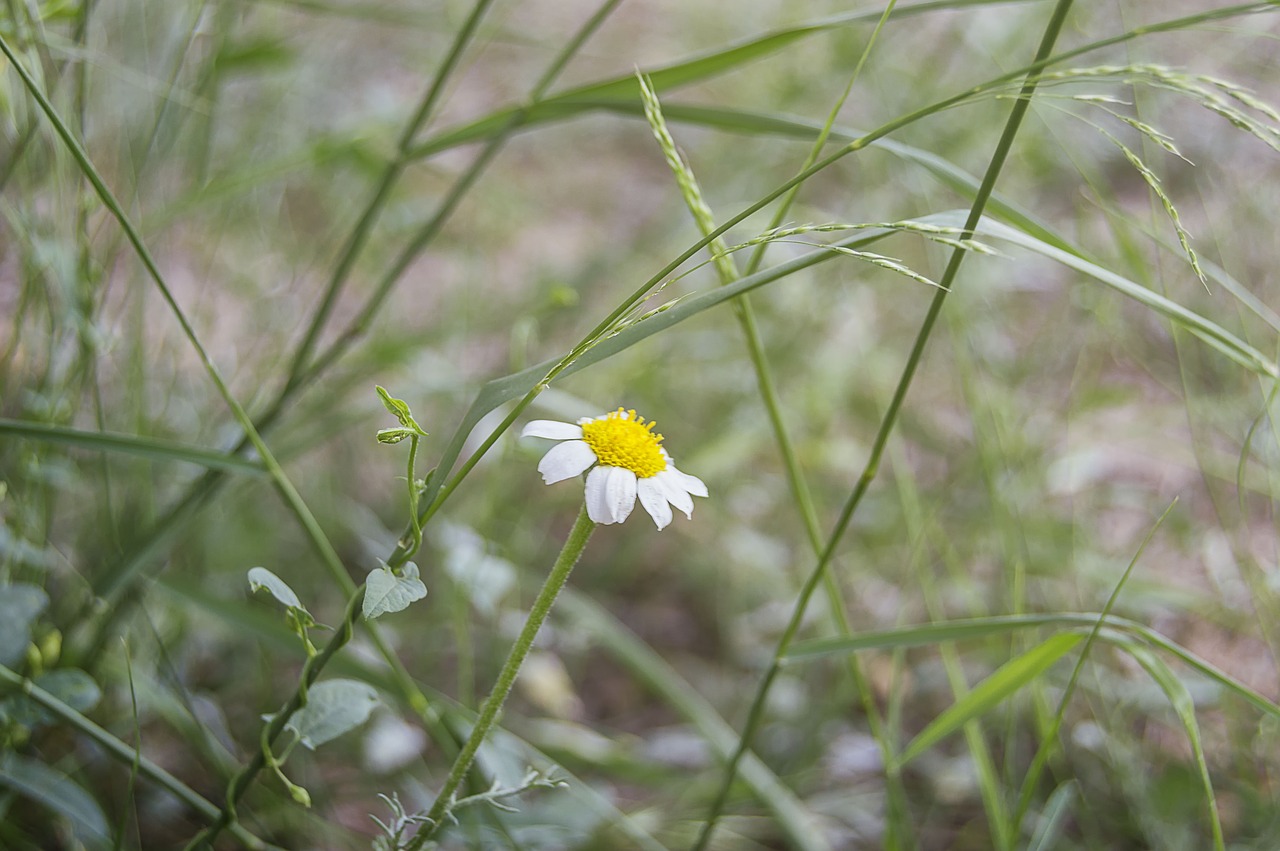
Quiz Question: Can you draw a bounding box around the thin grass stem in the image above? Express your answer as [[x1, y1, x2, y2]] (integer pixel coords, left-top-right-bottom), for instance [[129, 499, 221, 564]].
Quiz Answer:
[[689, 2, 1077, 847], [282, 0, 501, 395]]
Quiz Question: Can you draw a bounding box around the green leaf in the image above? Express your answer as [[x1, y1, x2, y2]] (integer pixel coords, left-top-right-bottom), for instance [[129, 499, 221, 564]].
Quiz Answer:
[[376, 427, 415, 445], [248, 567, 317, 632], [0, 525, 57, 570], [375, 385, 426, 434], [362, 563, 428, 620], [284, 679, 379, 749], [0, 583, 49, 667], [39, 668, 102, 713], [247, 567, 304, 611], [376, 385, 411, 424], [0, 752, 109, 847], [898, 633, 1084, 767]]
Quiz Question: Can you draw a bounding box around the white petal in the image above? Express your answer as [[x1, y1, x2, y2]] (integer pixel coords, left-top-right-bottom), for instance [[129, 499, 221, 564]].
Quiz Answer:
[[652, 470, 694, 518], [586, 466, 636, 524], [585, 467, 612, 523], [537, 441, 596, 484], [637, 478, 673, 530], [671, 466, 708, 498], [604, 467, 637, 523], [522, 420, 583, 440]]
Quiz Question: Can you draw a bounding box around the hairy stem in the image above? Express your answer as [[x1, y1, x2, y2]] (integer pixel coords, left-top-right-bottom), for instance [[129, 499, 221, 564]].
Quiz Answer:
[[408, 505, 595, 847]]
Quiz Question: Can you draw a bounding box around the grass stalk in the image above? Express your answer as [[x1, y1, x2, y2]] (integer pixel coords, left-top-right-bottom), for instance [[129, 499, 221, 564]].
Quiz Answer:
[[689, 2, 1077, 846], [281, 0, 501, 394], [298, 0, 625, 387], [639, 34, 918, 839]]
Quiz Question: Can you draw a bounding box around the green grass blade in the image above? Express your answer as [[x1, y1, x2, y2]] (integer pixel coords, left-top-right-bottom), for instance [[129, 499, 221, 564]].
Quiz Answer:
[[406, 0, 1026, 159], [1119, 641, 1226, 851], [785, 611, 1280, 723], [897, 633, 1084, 767], [785, 614, 1081, 660], [970, 216, 1279, 378], [1026, 781, 1076, 851], [0, 418, 267, 475], [245, 0, 438, 26], [1128, 625, 1280, 725]]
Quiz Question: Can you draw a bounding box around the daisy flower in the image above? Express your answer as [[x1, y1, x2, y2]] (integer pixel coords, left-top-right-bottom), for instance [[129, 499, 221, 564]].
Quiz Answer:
[[521, 408, 708, 529]]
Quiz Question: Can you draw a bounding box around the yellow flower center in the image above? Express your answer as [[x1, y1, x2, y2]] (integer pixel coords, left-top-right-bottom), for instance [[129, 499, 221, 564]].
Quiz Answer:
[[580, 408, 667, 478]]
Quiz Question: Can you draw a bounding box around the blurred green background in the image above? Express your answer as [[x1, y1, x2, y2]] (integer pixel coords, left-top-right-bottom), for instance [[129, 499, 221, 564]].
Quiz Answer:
[[2, 0, 1279, 848]]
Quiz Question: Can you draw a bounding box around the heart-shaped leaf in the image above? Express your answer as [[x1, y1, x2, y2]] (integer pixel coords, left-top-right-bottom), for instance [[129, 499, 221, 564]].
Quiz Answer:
[[363, 563, 427, 620], [284, 679, 380, 749]]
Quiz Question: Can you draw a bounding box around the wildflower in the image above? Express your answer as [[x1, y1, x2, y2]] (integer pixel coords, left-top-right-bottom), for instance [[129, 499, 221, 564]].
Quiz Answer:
[[521, 408, 708, 529]]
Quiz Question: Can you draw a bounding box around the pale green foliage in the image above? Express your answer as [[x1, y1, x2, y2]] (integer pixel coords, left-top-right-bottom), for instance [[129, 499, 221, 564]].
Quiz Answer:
[[376, 385, 428, 444], [363, 563, 429, 620], [248, 566, 322, 652], [281, 680, 380, 750], [247, 566, 306, 612]]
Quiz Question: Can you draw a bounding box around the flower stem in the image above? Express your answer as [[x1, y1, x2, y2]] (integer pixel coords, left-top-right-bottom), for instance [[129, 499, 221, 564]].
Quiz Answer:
[[408, 504, 595, 847], [405, 433, 424, 558]]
